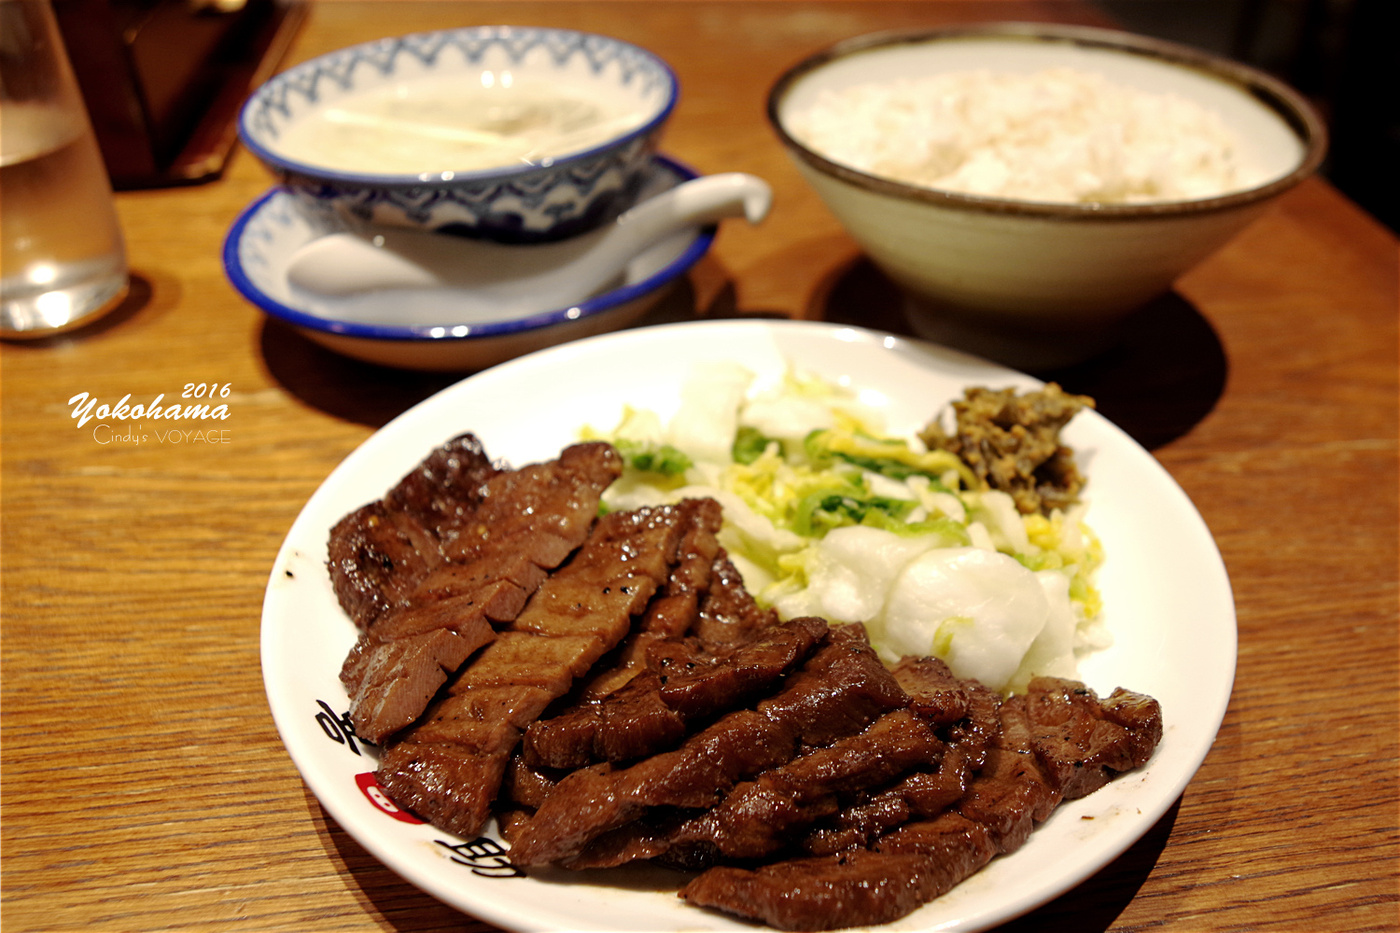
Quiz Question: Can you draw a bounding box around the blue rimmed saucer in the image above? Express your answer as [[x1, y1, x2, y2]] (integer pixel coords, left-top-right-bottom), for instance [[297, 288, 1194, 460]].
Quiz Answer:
[[223, 155, 714, 371]]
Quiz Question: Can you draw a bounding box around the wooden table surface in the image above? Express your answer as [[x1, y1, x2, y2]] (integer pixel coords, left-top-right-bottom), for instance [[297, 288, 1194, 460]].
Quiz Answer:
[[2, 3, 1396, 932]]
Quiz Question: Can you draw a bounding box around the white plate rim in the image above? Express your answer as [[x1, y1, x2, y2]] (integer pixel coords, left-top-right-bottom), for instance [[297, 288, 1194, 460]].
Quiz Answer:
[[260, 318, 1237, 932]]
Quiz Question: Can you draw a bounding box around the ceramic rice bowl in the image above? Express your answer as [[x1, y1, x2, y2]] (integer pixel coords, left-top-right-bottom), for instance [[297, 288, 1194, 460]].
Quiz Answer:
[[768, 22, 1327, 367]]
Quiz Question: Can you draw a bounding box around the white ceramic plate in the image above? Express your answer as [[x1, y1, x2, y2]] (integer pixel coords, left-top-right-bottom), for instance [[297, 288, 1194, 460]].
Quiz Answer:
[[223, 156, 714, 372], [261, 320, 1236, 932]]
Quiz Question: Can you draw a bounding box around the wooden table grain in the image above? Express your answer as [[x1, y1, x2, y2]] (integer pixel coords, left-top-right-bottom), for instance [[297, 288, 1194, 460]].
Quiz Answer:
[[2, 3, 1395, 932]]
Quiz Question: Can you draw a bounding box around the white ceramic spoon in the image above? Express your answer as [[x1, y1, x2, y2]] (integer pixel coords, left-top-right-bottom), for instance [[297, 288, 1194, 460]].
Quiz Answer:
[[285, 172, 771, 319]]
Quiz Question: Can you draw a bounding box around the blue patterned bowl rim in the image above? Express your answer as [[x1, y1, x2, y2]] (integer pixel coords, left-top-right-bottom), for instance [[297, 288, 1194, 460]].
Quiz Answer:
[[238, 25, 679, 187], [222, 155, 714, 343]]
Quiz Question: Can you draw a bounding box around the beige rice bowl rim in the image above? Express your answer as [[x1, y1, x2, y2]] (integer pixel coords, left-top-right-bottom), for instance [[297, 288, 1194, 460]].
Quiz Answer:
[[766, 21, 1328, 222]]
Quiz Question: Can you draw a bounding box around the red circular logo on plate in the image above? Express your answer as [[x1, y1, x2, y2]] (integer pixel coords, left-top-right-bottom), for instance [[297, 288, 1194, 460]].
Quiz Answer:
[[355, 771, 424, 824]]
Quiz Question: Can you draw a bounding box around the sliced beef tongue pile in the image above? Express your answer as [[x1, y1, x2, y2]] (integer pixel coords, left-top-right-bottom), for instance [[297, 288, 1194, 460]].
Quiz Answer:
[[508, 626, 1162, 932], [376, 496, 725, 838], [491, 545, 788, 839], [506, 622, 908, 869], [677, 673, 1163, 931], [329, 437, 624, 745], [521, 613, 828, 772]]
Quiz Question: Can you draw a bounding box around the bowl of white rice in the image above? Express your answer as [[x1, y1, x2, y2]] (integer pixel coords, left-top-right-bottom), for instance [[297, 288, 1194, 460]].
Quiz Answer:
[[768, 22, 1326, 368]]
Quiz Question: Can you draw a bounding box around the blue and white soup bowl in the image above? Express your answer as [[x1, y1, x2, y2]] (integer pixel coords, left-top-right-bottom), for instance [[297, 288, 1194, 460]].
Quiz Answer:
[[239, 26, 678, 241]]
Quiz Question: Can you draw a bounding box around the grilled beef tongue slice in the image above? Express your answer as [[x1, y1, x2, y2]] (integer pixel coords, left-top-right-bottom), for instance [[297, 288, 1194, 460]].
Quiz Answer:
[[337, 441, 622, 744], [799, 740, 977, 857], [672, 708, 945, 861], [657, 614, 828, 720], [890, 655, 973, 725], [690, 549, 780, 646], [563, 707, 946, 870], [523, 615, 827, 770], [507, 623, 907, 867], [571, 499, 725, 702], [681, 812, 998, 932], [523, 669, 685, 772], [327, 433, 500, 632], [1022, 676, 1164, 799], [951, 691, 1061, 856], [375, 500, 711, 838]]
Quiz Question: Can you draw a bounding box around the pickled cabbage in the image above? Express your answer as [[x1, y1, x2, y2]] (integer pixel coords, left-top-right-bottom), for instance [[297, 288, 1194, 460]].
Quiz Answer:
[[585, 362, 1107, 693]]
